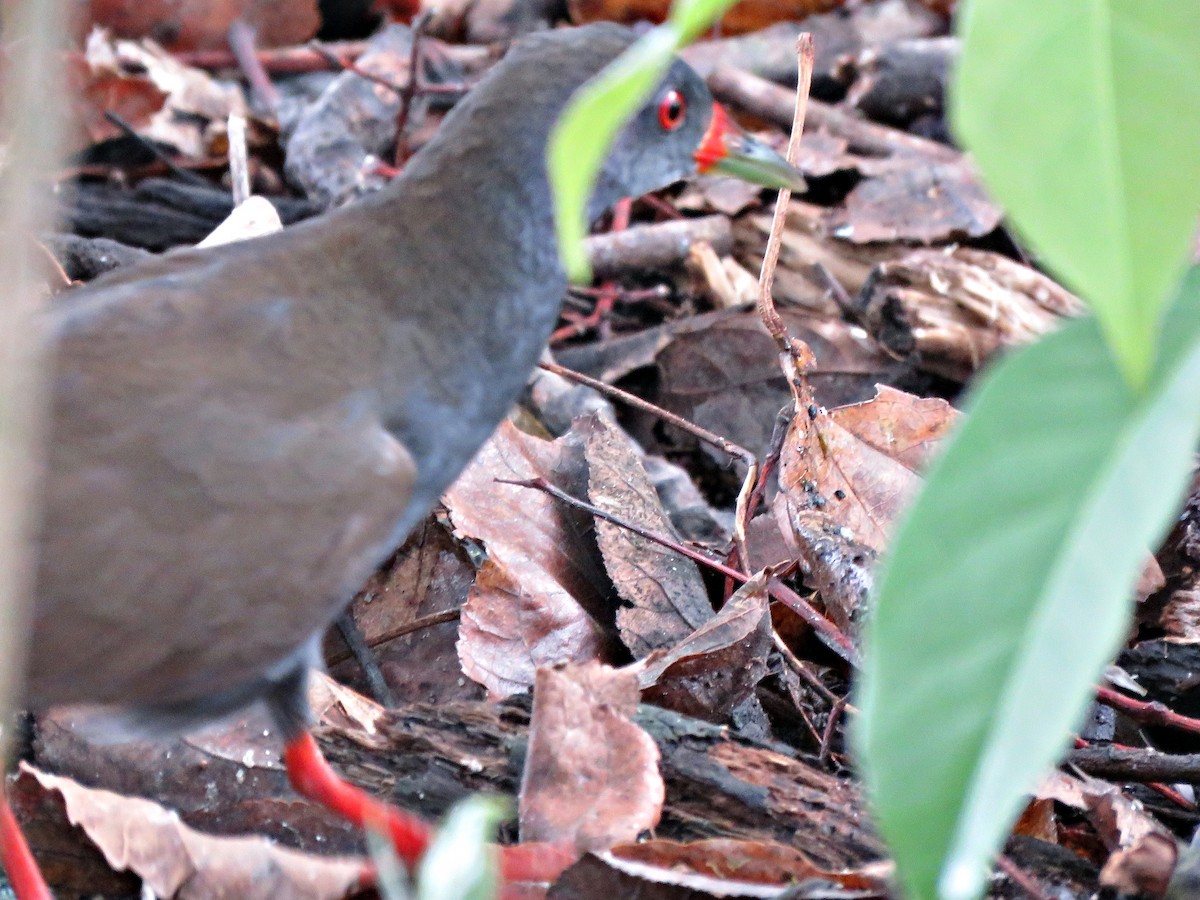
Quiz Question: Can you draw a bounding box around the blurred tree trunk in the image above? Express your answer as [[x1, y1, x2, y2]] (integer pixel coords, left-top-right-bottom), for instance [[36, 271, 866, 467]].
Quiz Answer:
[[0, 0, 70, 756]]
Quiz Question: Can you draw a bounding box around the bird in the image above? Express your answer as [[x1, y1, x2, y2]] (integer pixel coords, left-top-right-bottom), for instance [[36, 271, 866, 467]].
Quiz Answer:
[[3, 22, 804, 898]]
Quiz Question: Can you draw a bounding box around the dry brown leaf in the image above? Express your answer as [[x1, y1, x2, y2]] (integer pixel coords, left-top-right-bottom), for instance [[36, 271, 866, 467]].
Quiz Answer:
[[633, 570, 772, 722], [446, 421, 615, 698], [647, 308, 903, 462], [1100, 832, 1178, 898], [777, 507, 875, 634], [327, 519, 480, 705], [775, 384, 953, 629], [81, 0, 320, 51], [567, 0, 843, 36], [829, 157, 1002, 244], [780, 384, 955, 554], [520, 662, 663, 852], [19, 765, 366, 900], [75, 30, 246, 157], [1039, 770, 1172, 852], [1012, 797, 1057, 844], [580, 414, 713, 658], [459, 558, 612, 698], [66, 52, 167, 150]]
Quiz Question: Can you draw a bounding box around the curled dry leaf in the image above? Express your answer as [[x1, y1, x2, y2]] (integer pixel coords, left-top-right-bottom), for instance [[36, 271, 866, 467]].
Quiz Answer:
[[552, 838, 891, 899], [1038, 770, 1173, 853], [75, 30, 247, 156], [17, 765, 366, 900], [520, 662, 663, 852], [66, 52, 167, 151], [580, 413, 713, 658], [633, 570, 772, 722], [446, 420, 614, 698], [776, 507, 875, 634], [1100, 832, 1178, 898]]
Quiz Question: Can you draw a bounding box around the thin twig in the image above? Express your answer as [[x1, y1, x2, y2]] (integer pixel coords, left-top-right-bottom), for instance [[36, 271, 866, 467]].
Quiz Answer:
[[536, 360, 759, 570], [394, 11, 433, 164], [818, 695, 847, 766], [501, 476, 858, 665], [228, 19, 280, 115], [996, 855, 1055, 900], [1097, 685, 1200, 735], [101, 111, 210, 187], [326, 609, 461, 666], [756, 33, 813, 356], [226, 114, 251, 206]]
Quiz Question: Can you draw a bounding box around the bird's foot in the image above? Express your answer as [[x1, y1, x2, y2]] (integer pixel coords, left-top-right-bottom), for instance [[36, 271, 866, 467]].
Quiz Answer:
[[0, 786, 52, 900], [283, 731, 577, 888]]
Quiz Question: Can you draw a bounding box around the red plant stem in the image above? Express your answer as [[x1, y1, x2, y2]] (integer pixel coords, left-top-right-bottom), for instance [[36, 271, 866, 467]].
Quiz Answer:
[[1095, 686, 1200, 735]]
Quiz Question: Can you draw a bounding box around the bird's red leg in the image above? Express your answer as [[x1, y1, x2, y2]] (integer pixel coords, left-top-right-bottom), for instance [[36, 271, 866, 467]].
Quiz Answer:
[[283, 731, 431, 868], [0, 786, 52, 900], [283, 732, 576, 884]]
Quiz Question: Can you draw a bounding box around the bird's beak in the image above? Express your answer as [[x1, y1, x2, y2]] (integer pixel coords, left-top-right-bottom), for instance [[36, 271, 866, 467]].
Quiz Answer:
[[694, 103, 807, 192]]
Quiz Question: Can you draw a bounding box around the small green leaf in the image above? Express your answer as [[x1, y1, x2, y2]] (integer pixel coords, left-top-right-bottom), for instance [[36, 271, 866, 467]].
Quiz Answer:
[[417, 796, 510, 900], [548, 27, 679, 282], [952, 0, 1200, 386], [855, 269, 1200, 900], [547, 0, 739, 282]]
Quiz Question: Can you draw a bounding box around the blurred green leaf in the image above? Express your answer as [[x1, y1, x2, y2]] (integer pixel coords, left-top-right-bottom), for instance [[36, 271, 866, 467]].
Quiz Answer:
[[855, 269, 1200, 900], [548, 0, 739, 281], [952, 0, 1200, 387], [548, 27, 678, 282], [417, 796, 510, 900]]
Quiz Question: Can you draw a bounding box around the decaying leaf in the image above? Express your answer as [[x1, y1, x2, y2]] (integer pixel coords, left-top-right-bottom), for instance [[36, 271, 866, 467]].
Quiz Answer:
[[16, 765, 367, 900], [633, 570, 772, 722], [775, 384, 954, 628], [520, 662, 663, 852], [552, 837, 891, 898], [581, 413, 713, 658], [446, 421, 615, 698]]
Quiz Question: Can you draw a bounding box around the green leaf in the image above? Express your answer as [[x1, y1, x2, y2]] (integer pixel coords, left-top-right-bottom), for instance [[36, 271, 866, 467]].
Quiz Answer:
[[417, 796, 510, 900], [854, 268, 1200, 900], [548, 27, 679, 282], [952, 0, 1200, 387], [547, 0, 739, 282]]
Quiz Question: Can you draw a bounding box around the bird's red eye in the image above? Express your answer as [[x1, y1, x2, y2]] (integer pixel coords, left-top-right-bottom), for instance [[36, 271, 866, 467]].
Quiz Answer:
[[657, 89, 686, 131]]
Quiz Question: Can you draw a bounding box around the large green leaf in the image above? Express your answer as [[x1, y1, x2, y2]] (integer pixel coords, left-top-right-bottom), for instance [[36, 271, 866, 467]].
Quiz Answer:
[[952, 0, 1200, 386], [855, 268, 1200, 900]]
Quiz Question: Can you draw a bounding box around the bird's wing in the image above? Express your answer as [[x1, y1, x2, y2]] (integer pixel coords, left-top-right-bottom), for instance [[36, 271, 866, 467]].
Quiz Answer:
[[31, 235, 417, 710]]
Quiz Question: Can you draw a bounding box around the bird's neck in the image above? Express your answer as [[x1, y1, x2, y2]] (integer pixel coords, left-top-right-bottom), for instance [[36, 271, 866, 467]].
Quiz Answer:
[[337, 104, 572, 527]]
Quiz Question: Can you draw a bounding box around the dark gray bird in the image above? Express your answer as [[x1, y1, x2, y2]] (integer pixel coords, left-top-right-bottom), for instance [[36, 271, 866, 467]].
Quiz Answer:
[[7, 22, 803, 897]]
